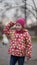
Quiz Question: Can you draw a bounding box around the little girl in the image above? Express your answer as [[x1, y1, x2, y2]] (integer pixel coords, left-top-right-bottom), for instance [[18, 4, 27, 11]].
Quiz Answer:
[[3, 18, 32, 65]]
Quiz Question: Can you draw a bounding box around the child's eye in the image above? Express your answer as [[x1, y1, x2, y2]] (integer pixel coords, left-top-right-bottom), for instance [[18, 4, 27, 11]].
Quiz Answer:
[[16, 25, 20, 26], [16, 24, 17, 26]]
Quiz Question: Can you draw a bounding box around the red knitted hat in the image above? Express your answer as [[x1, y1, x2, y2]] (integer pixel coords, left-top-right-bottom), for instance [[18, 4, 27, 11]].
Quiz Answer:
[[16, 18, 26, 27]]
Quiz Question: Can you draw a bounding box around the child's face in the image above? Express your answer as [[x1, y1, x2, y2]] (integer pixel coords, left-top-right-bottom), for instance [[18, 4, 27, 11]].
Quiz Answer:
[[15, 23, 22, 31]]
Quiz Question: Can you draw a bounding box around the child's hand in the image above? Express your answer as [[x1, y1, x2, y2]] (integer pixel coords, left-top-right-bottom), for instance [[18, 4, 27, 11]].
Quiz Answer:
[[27, 56, 31, 60], [25, 56, 31, 62]]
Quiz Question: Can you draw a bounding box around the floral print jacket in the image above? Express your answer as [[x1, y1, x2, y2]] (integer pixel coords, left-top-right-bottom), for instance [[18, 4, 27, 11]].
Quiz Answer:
[[3, 22, 32, 57]]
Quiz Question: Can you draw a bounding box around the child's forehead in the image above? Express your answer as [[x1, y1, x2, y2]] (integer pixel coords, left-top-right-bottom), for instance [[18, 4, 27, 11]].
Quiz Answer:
[[16, 23, 21, 25]]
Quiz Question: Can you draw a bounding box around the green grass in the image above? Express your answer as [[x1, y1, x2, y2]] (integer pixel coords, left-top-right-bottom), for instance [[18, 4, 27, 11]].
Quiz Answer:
[[0, 36, 2, 40], [32, 38, 37, 42]]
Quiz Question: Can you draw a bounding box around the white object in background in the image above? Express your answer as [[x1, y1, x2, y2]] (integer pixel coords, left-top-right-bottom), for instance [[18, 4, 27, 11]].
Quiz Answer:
[[2, 34, 9, 45]]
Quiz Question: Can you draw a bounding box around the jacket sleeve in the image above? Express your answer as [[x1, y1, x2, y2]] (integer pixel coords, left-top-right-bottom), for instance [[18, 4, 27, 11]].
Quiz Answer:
[[26, 30, 32, 58], [3, 22, 14, 35]]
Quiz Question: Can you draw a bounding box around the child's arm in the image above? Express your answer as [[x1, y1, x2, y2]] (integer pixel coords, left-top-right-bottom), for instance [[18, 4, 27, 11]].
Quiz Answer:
[[26, 30, 32, 59], [3, 21, 15, 35]]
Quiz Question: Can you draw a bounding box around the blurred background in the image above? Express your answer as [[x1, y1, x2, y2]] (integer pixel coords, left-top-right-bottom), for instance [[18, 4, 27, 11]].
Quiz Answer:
[[0, 0, 37, 65], [0, 0, 37, 38]]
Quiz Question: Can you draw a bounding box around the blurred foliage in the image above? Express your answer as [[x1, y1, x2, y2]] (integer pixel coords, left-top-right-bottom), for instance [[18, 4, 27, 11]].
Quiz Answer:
[[32, 38, 37, 42]]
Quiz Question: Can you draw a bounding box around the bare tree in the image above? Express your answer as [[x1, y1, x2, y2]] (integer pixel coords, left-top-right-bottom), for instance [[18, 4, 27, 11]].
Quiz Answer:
[[0, 0, 37, 26], [22, 0, 37, 26]]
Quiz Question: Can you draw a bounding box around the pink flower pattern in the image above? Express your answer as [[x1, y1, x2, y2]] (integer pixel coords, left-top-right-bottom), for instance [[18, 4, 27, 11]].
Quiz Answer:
[[3, 22, 32, 57]]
